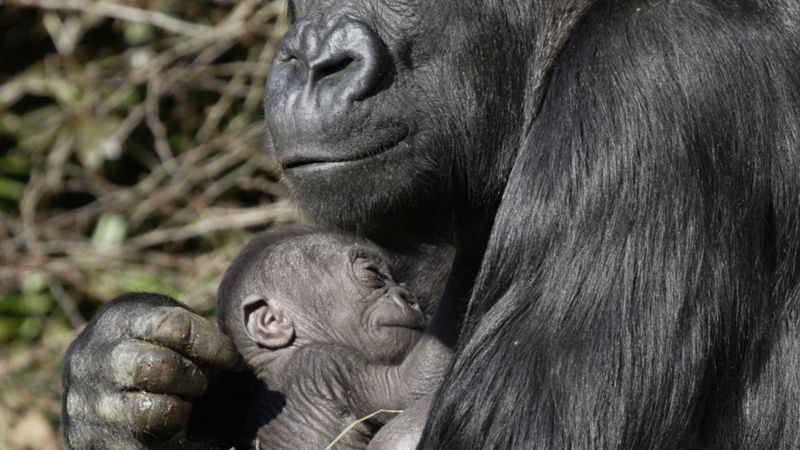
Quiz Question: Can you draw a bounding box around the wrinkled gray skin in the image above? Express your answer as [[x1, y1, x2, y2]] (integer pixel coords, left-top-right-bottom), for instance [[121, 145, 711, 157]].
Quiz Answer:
[[61, 294, 243, 449], [217, 230, 452, 449]]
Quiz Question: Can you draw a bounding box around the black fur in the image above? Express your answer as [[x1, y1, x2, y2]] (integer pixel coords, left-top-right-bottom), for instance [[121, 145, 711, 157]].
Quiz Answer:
[[265, 0, 800, 448], [423, 2, 800, 448]]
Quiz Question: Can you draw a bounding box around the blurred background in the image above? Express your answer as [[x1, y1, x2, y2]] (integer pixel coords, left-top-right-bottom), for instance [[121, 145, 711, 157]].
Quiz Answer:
[[0, 1, 296, 448]]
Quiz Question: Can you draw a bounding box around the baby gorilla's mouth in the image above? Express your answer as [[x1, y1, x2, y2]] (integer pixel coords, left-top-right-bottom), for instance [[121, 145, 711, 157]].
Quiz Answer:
[[373, 304, 427, 331], [374, 286, 427, 330]]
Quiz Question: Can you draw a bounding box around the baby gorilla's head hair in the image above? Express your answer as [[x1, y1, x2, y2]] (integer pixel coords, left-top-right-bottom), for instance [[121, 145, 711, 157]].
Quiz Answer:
[[218, 227, 427, 368], [217, 225, 320, 340]]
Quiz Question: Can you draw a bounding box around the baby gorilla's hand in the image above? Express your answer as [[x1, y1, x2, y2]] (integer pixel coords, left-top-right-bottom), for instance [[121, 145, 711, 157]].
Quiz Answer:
[[62, 293, 241, 449]]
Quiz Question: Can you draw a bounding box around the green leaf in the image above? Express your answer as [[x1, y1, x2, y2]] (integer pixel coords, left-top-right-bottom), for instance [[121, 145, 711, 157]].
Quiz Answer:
[[0, 156, 32, 176], [0, 316, 20, 342], [91, 213, 128, 250], [18, 316, 42, 341], [93, 269, 181, 299], [0, 293, 25, 314], [21, 271, 47, 295], [0, 177, 25, 201], [25, 293, 54, 315]]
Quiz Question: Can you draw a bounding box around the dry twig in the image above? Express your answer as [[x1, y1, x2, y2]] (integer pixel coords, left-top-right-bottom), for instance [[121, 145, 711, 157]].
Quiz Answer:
[[2, 0, 211, 36]]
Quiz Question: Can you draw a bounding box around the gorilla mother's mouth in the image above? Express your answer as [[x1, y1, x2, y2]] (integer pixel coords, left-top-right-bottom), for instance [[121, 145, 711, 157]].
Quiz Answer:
[[279, 129, 409, 172]]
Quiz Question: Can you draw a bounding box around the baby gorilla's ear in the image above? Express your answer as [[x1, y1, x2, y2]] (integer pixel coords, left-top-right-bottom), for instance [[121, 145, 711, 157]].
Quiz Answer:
[[241, 295, 295, 349]]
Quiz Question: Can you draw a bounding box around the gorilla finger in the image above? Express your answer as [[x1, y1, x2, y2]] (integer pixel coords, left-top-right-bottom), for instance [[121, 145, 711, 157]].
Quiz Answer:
[[132, 392, 192, 437], [109, 340, 208, 398], [131, 306, 242, 370], [94, 391, 191, 437]]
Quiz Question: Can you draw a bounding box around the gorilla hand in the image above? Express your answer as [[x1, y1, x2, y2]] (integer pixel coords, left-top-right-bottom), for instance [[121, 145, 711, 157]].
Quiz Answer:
[[62, 293, 241, 449]]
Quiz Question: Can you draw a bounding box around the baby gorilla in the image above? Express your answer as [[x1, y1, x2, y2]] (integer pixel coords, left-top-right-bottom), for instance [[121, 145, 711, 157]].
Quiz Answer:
[[218, 227, 452, 449]]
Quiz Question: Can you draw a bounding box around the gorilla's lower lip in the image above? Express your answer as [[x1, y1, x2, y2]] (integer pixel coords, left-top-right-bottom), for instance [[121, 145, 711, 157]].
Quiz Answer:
[[280, 131, 409, 172]]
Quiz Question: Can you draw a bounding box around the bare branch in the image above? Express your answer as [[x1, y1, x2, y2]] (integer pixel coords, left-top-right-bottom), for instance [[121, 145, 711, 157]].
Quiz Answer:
[[145, 76, 178, 174], [2, 0, 211, 36], [127, 202, 302, 250]]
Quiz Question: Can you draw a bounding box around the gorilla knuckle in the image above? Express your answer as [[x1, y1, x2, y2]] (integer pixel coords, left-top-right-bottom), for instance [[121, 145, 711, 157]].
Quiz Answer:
[[107, 340, 205, 396], [134, 351, 207, 397], [131, 393, 191, 434], [132, 348, 182, 389], [128, 304, 240, 370], [107, 340, 140, 377], [152, 308, 195, 350]]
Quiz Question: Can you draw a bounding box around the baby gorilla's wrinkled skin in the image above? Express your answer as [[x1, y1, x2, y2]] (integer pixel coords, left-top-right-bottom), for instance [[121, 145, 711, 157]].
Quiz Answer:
[[217, 229, 452, 449]]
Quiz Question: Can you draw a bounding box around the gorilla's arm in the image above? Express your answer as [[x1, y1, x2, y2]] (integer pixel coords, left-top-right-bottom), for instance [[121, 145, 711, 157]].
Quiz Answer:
[[364, 332, 452, 411], [62, 293, 242, 449]]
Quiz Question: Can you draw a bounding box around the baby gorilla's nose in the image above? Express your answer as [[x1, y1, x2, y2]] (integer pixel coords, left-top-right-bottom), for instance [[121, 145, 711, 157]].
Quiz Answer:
[[389, 286, 419, 311]]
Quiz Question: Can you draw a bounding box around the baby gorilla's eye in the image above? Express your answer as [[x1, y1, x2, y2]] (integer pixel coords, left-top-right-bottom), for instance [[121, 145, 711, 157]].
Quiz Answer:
[[355, 258, 388, 289]]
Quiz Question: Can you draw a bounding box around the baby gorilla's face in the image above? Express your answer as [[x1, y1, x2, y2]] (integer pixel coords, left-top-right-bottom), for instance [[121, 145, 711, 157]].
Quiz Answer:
[[231, 232, 430, 365], [302, 241, 427, 363]]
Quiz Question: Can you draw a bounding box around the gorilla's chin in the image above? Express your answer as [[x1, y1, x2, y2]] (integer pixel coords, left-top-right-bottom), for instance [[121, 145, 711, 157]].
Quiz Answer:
[[278, 135, 449, 243]]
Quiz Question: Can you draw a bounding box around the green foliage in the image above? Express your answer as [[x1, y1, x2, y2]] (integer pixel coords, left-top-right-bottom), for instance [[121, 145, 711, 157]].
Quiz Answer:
[[0, 2, 296, 446]]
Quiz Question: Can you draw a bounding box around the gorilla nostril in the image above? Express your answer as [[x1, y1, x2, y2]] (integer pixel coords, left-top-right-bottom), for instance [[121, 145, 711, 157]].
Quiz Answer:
[[278, 50, 299, 64], [311, 55, 356, 81]]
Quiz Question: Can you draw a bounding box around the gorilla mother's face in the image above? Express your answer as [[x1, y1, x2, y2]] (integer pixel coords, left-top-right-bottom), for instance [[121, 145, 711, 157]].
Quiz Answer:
[[265, 0, 529, 237]]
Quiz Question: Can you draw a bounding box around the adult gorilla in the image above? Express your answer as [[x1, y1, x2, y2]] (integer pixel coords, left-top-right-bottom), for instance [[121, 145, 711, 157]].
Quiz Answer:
[[268, 0, 800, 447], [63, 0, 800, 448]]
